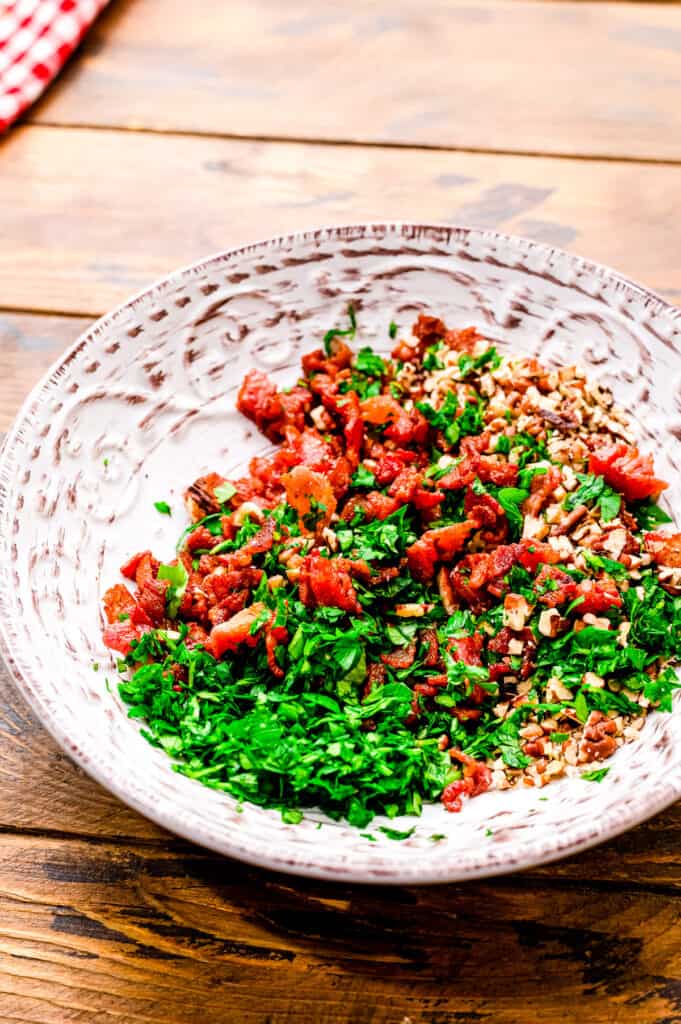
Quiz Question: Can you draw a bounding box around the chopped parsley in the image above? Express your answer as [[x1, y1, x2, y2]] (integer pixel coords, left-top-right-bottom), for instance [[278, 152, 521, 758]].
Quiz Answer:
[[323, 304, 356, 353], [581, 767, 609, 782], [564, 473, 621, 523]]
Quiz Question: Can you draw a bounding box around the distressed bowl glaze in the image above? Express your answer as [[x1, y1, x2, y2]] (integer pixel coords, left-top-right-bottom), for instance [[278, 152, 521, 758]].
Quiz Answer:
[[1, 224, 680, 884]]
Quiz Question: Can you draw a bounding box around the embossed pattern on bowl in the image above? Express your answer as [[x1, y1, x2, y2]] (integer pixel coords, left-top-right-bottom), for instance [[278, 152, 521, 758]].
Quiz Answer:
[[1, 224, 680, 883]]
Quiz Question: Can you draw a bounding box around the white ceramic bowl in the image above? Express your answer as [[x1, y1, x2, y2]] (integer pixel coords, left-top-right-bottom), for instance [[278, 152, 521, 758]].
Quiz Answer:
[[2, 224, 680, 883]]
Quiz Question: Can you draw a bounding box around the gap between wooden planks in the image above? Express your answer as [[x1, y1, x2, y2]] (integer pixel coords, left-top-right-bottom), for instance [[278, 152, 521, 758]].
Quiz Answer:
[[24, 0, 681, 162], [1, 124, 681, 318], [0, 830, 680, 1024]]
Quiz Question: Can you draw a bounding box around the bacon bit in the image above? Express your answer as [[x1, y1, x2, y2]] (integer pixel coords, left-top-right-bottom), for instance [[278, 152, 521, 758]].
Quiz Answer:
[[450, 543, 522, 608], [442, 749, 492, 812], [298, 554, 362, 614], [373, 448, 419, 486], [488, 626, 536, 679], [437, 566, 457, 615], [381, 642, 417, 669], [574, 578, 622, 613], [282, 464, 337, 534], [411, 314, 482, 358], [120, 551, 148, 580], [341, 491, 400, 522], [449, 631, 484, 667], [406, 520, 477, 581], [388, 466, 443, 511], [237, 369, 286, 441], [476, 458, 519, 487], [135, 556, 169, 626], [590, 441, 668, 503], [310, 379, 363, 468], [534, 565, 577, 607], [205, 602, 266, 658], [421, 628, 440, 667], [360, 394, 422, 446], [363, 662, 387, 700], [517, 538, 561, 572], [522, 467, 561, 517], [185, 526, 220, 554], [102, 584, 151, 627], [265, 614, 289, 679], [645, 531, 681, 568], [102, 620, 150, 656], [301, 339, 353, 377], [185, 472, 231, 519], [464, 488, 505, 529]]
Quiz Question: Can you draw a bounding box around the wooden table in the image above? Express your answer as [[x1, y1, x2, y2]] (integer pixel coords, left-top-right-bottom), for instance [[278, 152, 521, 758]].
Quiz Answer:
[[2, 1, 681, 1020]]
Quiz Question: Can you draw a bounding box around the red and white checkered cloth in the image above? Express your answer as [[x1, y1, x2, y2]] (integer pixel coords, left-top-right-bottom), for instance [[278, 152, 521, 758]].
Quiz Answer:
[[0, 0, 109, 133]]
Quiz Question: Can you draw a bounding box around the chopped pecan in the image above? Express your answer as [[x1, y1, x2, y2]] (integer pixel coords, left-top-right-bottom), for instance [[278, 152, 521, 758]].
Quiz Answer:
[[579, 710, 618, 763]]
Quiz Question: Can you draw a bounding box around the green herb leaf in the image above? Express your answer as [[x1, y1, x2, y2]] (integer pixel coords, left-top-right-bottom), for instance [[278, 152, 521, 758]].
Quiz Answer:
[[158, 562, 188, 618], [581, 767, 609, 782], [323, 304, 357, 353], [355, 347, 386, 377], [214, 481, 236, 504], [631, 499, 673, 531], [154, 501, 172, 516], [378, 825, 416, 841], [351, 465, 376, 488]]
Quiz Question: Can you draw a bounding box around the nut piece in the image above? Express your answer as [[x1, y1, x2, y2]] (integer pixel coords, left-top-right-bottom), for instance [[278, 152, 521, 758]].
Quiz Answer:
[[503, 593, 532, 630], [582, 671, 605, 689], [233, 501, 265, 526], [538, 608, 562, 637], [395, 603, 428, 618], [522, 514, 549, 541], [546, 676, 574, 702], [579, 710, 617, 763]]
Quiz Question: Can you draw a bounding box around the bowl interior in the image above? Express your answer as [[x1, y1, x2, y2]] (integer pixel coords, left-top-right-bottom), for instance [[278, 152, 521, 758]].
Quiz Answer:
[[2, 223, 681, 883]]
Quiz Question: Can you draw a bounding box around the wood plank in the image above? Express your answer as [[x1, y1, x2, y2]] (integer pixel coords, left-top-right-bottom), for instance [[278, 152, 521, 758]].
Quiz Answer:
[[2, 657, 681, 887], [0, 314, 89, 432], [0, 665, 167, 842], [1, 125, 681, 317], [0, 833, 680, 1024], [27, 0, 681, 161]]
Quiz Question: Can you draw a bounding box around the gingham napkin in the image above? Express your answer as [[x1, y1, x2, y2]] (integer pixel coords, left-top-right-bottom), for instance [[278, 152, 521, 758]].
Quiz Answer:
[[0, 0, 109, 133]]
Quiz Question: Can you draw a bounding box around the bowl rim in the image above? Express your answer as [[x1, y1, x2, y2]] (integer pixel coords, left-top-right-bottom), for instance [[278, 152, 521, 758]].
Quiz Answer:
[[1, 221, 680, 885]]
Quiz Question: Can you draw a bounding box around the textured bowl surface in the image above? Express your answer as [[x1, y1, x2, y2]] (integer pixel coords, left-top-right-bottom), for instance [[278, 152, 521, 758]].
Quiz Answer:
[[1, 223, 681, 884]]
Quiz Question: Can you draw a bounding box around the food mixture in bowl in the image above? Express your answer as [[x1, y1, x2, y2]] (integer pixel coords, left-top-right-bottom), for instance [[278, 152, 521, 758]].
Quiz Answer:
[[101, 311, 681, 828]]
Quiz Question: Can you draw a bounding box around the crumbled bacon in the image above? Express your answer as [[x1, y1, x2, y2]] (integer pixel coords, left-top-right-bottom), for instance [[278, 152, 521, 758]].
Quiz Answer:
[[574, 578, 622, 613], [421, 628, 440, 667], [406, 521, 477, 581], [237, 370, 286, 441], [381, 642, 417, 669], [204, 602, 266, 658], [442, 749, 492, 812], [298, 554, 363, 615], [645, 531, 681, 568], [534, 565, 577, 607], [590, 441, 668, 503]]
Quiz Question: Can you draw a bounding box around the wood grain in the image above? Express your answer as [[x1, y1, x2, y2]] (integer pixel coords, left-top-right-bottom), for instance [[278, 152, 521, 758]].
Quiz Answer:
[[2, 125, 681, 318], [0, 314, 89, 431], [1, 832, 681, 1024], [27, 0, 681, 162]]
